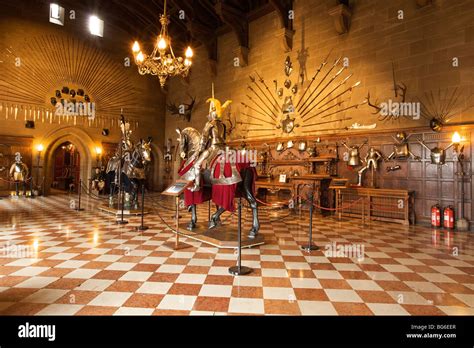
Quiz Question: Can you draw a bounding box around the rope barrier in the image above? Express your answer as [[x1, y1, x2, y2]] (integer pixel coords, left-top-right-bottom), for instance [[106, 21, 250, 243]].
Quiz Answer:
[[0, 176, 33, 184], [311, 197, 365, 211], [80, 182, 109, 201]]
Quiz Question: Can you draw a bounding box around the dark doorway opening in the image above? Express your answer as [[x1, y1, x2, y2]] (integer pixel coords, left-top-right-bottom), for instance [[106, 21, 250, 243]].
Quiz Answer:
[[51, 142, 80, 193]]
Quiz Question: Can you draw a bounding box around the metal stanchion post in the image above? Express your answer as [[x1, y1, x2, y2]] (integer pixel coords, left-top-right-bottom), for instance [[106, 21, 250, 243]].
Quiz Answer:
[[136, 184, 149, 231], [301, 184, 319, 252], [117, 185, 128, 225], [208, 199, 211, 222], [29, 179, 35, 199], [116, 126, 128, 225], [229, 198, 252, 276], [163, 195, 191, 250], [75, 179, 84, 211]]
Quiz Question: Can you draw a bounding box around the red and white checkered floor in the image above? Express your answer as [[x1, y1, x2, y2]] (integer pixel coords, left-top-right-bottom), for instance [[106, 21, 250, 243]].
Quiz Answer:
[[0, 194, 473, 315]]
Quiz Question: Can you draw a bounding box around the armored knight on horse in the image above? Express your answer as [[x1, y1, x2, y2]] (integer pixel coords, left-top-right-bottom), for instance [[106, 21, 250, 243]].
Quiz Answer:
[[176, 91, 260, 238], [106, 115, 152, 209]]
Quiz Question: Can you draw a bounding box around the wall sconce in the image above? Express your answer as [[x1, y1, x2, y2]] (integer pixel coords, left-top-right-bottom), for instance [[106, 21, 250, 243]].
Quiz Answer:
[[36, 144, 44, 153], [95, 146, 103, 167], [452, 131, 462, 153]]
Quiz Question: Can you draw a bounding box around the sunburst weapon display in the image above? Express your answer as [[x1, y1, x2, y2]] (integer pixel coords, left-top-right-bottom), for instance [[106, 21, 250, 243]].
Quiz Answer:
[[240, 51, 364, 136], [416, 87, 474, 132]]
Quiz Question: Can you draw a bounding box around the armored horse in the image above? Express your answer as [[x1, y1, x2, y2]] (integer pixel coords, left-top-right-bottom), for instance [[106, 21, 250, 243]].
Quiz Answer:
[[106, 138, 152, 209], [176, 127, 260, 238]]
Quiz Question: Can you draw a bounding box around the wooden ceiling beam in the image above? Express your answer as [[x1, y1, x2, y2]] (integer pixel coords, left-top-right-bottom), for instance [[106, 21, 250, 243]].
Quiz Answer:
[[269, 0, 294, 52], [214, 0, 249, 67]]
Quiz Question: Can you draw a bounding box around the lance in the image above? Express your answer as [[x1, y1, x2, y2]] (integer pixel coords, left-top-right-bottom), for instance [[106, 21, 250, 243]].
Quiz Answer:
[[247, 84, 279, 118], [304, 99, 348, 122], [301, 74, 355, 119], [301, 117, 352, 128], [254, 71, 281, 108], [247, 128, 276, 132], [245, 95, 277, 121], [311, 81, 361, 116], [237, 121, 265, 127], [250, 75, 280, 112], [321, 100, 367, 119], [300, 66, 346, 117], [241, 102, 275, 121], [242, 112, 275, 126], [439, 88, 450, 118], [443, 87, 460, 120], [296, 48, 333, 109], [298, 57, 342, 113]]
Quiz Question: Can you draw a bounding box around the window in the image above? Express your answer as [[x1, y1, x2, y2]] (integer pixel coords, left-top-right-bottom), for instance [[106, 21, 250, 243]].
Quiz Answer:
[[89, 15, 104, 37], [49, 3, 64, 26]]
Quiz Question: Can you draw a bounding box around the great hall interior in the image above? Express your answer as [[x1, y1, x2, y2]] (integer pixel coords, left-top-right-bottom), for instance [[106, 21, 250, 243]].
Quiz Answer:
[[0, 0, 473, 326]]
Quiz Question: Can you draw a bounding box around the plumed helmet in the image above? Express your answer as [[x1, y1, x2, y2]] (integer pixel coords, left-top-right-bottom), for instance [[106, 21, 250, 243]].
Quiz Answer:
[[207, 98, 232, 119]]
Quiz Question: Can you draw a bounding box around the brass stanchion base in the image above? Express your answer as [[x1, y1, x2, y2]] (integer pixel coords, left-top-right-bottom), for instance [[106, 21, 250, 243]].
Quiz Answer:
[[228, 266, 252, 276], [135, 225, 149, 231], [163, 241, 192, 250], [116, 220, 129, 225], [301, 244, 320, 252]]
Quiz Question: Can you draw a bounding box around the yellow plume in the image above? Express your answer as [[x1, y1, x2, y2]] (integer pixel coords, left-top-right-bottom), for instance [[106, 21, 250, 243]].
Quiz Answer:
[[207, 98, 233, 119]]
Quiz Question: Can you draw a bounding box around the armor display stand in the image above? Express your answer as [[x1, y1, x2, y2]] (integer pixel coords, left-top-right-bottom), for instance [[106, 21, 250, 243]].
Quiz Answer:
[[74, 179, 84, 211], [229, 198, 253, 276], [135, 184, 149, 231], [162, 180, 193, 250], [162, 196, 192, 250], [301, 183, 320, 252], [116, 128, 128, 225]]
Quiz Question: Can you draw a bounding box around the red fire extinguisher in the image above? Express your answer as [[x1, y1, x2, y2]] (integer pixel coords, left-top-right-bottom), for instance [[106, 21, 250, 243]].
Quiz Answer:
[[431, 204, 441, 227], [443, 206, 455, 229]]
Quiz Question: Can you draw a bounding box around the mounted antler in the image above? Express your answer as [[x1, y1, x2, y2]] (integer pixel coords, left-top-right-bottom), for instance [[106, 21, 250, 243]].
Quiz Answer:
[[397, 82, 407, 103], [166, 94, 196, 122], [366, 92, 382, 115]]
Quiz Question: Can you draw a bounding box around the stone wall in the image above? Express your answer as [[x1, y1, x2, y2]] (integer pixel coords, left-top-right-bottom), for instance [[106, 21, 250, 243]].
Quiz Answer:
[[164, 0, 474, 142]]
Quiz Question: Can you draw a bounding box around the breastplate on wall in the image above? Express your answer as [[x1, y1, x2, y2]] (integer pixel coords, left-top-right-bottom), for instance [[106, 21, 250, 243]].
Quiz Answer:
[[348, 148, 360, 166]]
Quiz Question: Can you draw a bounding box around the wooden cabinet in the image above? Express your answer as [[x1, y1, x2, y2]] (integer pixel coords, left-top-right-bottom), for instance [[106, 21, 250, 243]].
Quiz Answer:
[[256, 175, 333, 213]]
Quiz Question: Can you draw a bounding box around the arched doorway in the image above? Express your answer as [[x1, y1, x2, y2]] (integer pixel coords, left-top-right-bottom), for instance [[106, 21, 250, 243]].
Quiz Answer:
[[41, 126, 95, 196], [51, 142, 80, 193]]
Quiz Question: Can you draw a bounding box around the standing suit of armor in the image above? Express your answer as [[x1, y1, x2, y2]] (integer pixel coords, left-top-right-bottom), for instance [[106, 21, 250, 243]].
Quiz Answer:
[[9, 155, 29, 196]]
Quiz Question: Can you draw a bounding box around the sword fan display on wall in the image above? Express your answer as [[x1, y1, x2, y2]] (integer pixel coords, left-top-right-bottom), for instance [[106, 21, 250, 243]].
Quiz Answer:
[[239, 51, 366, 137]]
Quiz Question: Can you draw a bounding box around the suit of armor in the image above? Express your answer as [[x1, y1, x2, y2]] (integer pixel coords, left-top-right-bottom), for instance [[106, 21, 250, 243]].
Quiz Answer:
[[9, 155, 29, 195], [191, 98, 231, 191], [357, 147, 383, 186]]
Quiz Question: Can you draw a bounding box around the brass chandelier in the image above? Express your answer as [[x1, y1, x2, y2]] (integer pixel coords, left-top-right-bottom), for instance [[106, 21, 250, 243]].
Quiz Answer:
[[132, 0, 193, 87]]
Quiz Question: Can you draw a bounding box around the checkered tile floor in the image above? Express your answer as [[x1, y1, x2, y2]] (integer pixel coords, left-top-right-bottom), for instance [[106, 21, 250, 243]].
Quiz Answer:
[[0, 194, 473, 316]]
